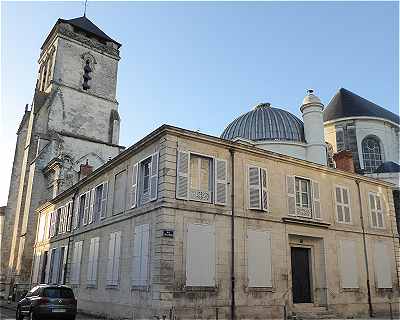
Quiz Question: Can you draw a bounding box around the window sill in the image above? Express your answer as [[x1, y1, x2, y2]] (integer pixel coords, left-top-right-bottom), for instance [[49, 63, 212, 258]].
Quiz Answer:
[[247, 286, 274, 292], [340, 287, 360, 292], [106, 284, 120, 290], [86, 284, 97, 289], [184, 286, 217, 292], [131, 285, 149, 292], [282, 217, 331, 228]]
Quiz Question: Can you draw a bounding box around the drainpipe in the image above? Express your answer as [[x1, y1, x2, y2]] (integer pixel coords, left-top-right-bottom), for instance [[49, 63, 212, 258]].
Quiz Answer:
[[356, 180, 373, 317], [63, 189, 78, 284], [229, 149, 236, 320]]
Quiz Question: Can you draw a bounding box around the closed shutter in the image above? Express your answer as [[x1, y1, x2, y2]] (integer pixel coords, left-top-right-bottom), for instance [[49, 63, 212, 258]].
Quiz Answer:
[[87, 237, 99, 286], [60, 246, 68, 284], [73, 197, 80, 229], [247, 229, 272, 287], [113, 231, 121, 285], [54, 210, 60, 235], [339, 240, 359, 288], [131, 163, 138, 208], [74, 241, 83, 284], [107, 233, 116, 285], [374, 241, 392, 288], [32, 252, 40, 284], [51, 248, 60, 284], [45, 249, 53, 284], [66, 202, 72, 232], [100, 182, 108, 219], [176, 151, 190, 200], [287, 176, 296, 215], [132, 224, 150, 286], [150, 152, 159, 201], [186, 224, 215, 286], [88, 188, 95, 224], [214, 159, 227, 205], [83, 192, 90, 225], [248, 167, 261, 209], [92, 237, 99, 285], [312, 181, 321, 219], [87, 239, 94, 283], [261, 168, 268, 211]]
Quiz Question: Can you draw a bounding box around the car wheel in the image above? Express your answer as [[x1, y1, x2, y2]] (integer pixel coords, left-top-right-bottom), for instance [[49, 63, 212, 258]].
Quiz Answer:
[[16, 307, 23, 320]]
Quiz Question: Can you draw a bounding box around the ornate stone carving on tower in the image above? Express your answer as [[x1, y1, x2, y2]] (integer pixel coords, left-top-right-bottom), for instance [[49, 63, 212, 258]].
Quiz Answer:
[[0, 16, 124, 287]]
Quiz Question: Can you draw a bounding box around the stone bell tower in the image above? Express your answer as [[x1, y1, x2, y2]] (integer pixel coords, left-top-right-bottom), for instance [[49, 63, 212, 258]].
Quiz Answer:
[[1, 15, 124, 287]]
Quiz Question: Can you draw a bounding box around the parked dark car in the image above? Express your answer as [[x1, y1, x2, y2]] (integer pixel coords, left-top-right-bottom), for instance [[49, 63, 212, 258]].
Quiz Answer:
[[16, 284, 77, 320]]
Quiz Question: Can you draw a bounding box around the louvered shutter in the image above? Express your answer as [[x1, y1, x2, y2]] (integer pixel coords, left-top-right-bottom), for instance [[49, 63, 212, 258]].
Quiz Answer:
[[74, 241, 83, 284], [247, 229, 272, 287], [248, 167, 261, 209], [88, 188, 95, 224], [107, 233, 116, 285], [261, 168, 268, 211], [176, 151, 190, 200], [60, 246, 68, 284], [54, 210, 60, 235], [286, 176, 296, 215], [186, 224, 216, 286], [374, 241, 392, 288], [339, 240, 359, 288], [312, 181, 321, 219], [214, 158, 227, 205], [150, 152, 159, 201], [113, 231, 121, 285], [73, 197, 80, 229], [83, 192, 90, 225], [132, 226, 141, 286], [100, 182, 108, 219], [131, 163, 138, 208], [45, 249, 53, 284]]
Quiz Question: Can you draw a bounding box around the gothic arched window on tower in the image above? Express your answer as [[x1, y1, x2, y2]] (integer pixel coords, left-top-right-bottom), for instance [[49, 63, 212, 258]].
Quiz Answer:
[[82, 59, 93, 90], [362, 136, 383, 173]]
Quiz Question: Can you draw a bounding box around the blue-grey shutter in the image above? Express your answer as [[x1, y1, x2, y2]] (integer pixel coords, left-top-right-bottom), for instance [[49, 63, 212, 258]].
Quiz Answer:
[[176, 151, 189, 200], [150, 152, 159, 201], [106, 233, 115, 285], [83, 192, 90, 225], [214, 158, 227, 206], [261, 168, 269, 211], [132, 225, 141, 286], [88, 188, 95, 224], [131, 164, 138, 208], [73, 196, 81, 229]]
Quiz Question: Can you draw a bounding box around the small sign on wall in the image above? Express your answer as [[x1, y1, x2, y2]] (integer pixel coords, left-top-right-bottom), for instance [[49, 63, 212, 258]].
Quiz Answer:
[[162, 229, 174, 238]]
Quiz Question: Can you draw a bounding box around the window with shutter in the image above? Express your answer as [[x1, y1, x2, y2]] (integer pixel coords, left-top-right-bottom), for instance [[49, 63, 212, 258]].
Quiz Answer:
[[87, 237, 99, 286], [139, 157, 152, 205], [339, 240, 359, 288], [247, 229, 272, 287], [373, 241, 392, 288], [150, 152, 159, 201], [335, 186, 351, 223], [51, 248, 60, 284], [186, 223, 216, 287], [176, 151, 189, 200], [66, 202, 72, 232], [107, 231, 121, 286], [100, 182, 108, 219], [132, 224, 150, 286], [32, 252, 41, 284], [73, 195, 82, 229], [248, 167, 261, 210], [59, 246, 68, 284], [131, 163, 138, 208], [215, 159, 227, 206], [248, 166, 268, 211], [45, 249, 53, 284], [369, 193, 385, 228]]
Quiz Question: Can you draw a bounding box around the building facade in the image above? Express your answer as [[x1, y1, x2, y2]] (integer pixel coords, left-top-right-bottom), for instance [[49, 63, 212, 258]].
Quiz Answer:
[[32, 125, 400, 319], [1, 16, 123, 288]]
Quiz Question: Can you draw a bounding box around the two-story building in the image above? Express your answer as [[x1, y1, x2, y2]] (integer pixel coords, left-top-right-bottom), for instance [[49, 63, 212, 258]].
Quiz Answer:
[[32, 121, 399, 319]]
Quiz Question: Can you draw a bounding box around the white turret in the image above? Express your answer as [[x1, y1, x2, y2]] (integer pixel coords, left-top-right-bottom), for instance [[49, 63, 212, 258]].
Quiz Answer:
[[301, 89, 327, 165]]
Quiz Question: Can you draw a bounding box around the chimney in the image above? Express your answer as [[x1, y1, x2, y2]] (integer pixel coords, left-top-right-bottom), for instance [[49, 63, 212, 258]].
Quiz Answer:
[[333, 150, 355, 173], [79, 160, 93, 179]]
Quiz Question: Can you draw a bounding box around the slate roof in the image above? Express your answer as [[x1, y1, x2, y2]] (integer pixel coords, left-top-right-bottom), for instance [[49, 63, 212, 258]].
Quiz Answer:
[[323, 88, 399, 125], [221, 103, 306, 143], [374, 161, 400, 174], [58, 16, 121, 47]]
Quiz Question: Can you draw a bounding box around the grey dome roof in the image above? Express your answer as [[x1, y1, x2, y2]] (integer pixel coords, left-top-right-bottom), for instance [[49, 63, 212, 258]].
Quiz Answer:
[[221, 103, 305, 142]]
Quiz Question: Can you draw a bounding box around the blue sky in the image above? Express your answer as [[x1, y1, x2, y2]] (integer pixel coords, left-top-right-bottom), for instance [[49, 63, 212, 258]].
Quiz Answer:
[[0, 1, 398, 205]]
